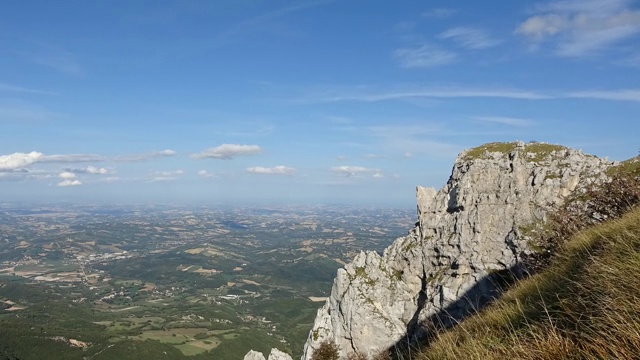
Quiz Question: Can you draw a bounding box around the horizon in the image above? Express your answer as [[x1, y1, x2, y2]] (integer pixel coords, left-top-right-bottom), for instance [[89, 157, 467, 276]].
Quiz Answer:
[[1, 0, 639, 207]]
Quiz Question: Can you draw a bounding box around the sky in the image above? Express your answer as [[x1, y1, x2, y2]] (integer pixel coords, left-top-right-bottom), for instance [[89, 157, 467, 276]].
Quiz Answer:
[[1, 0, 639, 207]]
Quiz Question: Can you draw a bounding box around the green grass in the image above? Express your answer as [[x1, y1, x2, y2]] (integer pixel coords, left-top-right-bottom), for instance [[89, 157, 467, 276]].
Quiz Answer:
[[462, 142, 567, 162], [462, 142, 519, 160], [606, 156, 640, 177], [417, 206, 640, 360]]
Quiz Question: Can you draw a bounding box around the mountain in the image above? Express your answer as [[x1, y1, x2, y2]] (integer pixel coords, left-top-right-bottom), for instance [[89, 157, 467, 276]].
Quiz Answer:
[[247, 141, 613, 359]]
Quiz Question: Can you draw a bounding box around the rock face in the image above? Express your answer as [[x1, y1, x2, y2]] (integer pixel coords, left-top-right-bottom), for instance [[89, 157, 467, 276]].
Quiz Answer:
[[302, 142, 610, 359], [244, 350, 267, 360], [244, 348, 293, 360]]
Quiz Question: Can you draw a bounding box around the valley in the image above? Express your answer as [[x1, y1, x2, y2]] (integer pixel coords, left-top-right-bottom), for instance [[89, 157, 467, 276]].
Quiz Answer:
[[0, 204, 413, 359]]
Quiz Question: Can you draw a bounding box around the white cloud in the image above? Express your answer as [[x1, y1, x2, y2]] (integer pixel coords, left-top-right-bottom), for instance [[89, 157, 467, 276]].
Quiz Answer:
[[372, 172, 384, 178], [567, 89, 640, 101], [394, 44, 457, 68], [85, 166, 110, 174], [158, 149, 176, 156], [0, 151, 43, 170], [330, 166, 379, 177], [516, 14, 566, 39], [66, 166, 112, 175], [365, 154, 385, 159], [58, 171, 77, 179], [198, 170, 216, 178], [404, 152, 414, 158], [57, 171, 82, 187], [473, 116, 534, 127], [150, 170, 184, 182], [246, 165, 296, 175], [192, 144, 262, 159], [115, 149, 176, 162], [516, 0, 640, 57], [438, 27, 501, 49], [58, 179, 82, 187]]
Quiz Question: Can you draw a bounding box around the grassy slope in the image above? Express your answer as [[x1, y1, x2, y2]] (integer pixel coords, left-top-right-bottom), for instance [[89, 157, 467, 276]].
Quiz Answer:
[[418, 206, 640, 360]]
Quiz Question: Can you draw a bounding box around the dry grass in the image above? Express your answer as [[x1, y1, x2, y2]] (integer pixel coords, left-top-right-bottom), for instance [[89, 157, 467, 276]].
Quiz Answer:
[[461, 142, 566, 161], [417, 206, 640, 360]]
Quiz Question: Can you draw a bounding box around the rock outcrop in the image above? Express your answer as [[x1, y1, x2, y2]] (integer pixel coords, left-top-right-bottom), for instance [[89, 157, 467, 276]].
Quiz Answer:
[[302, 142, 611, 359], [244, 348, 293, 360]]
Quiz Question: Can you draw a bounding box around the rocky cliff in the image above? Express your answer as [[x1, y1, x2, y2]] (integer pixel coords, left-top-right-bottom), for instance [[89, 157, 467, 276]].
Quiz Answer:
[[301, 142, 611, 359]]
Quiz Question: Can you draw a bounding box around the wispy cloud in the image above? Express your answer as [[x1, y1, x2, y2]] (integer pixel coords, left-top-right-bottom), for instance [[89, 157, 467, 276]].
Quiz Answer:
[[0, 83, 52, 95], [367, 124, 462, 158], [212, 0, 335, 47], [30, 43, 83, 75], [198, 170, 216, 178], [115, 149, 176, 162], [306, 86, 551, 103], [149, 170, 184, 182], [472, 116, 534, 127], [616, 52, 640, 67], [40, 154, 107, 163], [192, 144, 261, 159], [516, 0, 640, 57], [300, 84, 640, 104], [364, 154, 386, 159], [330, 165, 381, 177], [246, 165, 295, 175], [438, 27, 501, 49], [394, 44, 457, 68], [0, 102, 61, 123], [567, 89, 640, 101]]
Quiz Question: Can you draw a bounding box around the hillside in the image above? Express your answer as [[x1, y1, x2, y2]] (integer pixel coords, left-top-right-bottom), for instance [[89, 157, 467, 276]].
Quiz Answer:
[[418, 204, 640, 359], [412, 154, 640, 359]]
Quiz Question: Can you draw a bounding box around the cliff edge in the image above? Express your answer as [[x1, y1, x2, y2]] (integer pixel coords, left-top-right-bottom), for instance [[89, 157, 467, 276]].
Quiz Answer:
[[302, 142, 610, 359]]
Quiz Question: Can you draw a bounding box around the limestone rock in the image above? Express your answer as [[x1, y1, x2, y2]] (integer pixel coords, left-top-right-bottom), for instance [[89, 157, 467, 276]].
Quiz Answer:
[[302, 142, 611, 359], [268, 348, 293, 360], [244, 350, 266, 360], [243, 349, 292, 360]]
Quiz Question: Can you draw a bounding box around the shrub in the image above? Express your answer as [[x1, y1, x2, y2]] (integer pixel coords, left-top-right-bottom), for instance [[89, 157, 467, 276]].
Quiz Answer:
[[311, 341, 340, 360], [523, 174, 640, 272]]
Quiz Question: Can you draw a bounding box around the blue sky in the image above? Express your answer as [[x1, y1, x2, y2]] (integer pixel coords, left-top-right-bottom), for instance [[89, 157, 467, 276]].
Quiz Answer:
[[1, 0, 639, 207]]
